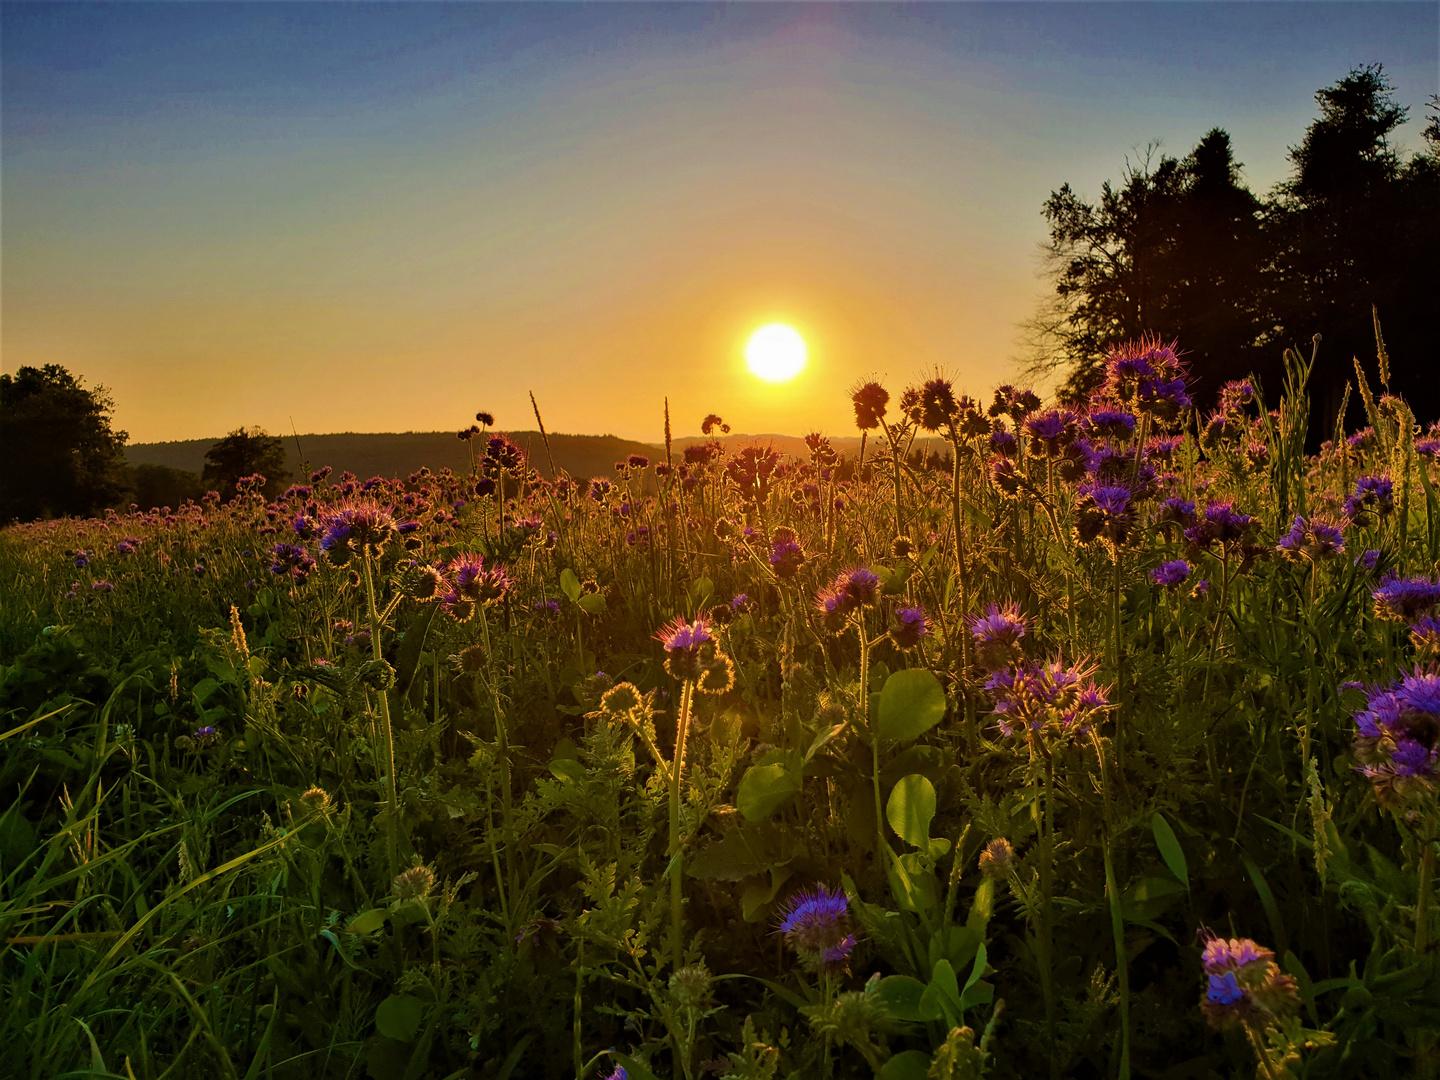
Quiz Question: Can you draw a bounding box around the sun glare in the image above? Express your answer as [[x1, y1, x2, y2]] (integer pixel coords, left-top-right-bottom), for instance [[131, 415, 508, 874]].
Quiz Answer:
[[745, 324, 807, 383]]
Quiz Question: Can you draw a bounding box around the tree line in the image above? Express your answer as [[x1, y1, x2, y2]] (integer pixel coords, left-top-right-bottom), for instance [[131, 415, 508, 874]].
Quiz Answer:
[[1023, 63, 1438, 433], [0, 364, 288, 523]]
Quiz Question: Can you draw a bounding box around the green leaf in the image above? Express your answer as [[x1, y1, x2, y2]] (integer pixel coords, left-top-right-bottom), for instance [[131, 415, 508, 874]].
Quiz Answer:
[[737, 758, 803, 821], [576, 593, 607, 615], [958, 943, 992, 1011], [374, 994, 425, 1042], [876, 669, 947, 743], [191, 677, 221, 705], [559, 568, 582, 603], [549, 758, 586, 784], [1151, 812, 1189, 889], [347, 908, 389, 935], [927, 925, 982, 978], [394, 601, 438, 702], [921, 959, 963, 1028], [874, 976, 929, 1023], [879, 1050, 931, 1080], [740, 868, 792, 921], [886, 774, 936, 850]]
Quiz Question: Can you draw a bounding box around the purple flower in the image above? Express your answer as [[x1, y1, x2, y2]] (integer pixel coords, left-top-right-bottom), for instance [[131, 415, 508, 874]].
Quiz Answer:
[[1184, 501, 1256, 549], [1084, 409, 1137, 440], [1372, 577, 1440, 622], [892, 605, 930, 649], [1344, 475, 1395, 519], [768, 527, 805, 579], [269, 543, 316, 580], [1352, 667, 1440, 805], [1276, 515, 1346, 561], [1151, 560, 1192, 587], [1024, 409, 1079, 457], [730, 593, 750, 613], [91, 580, 115, 592], [1357, 549, 1380, 571], [1207, 972, 1244, 1006], [72, 550, 91, 569], [658, 614, 713, 654], [778, 886, 855, 972], [985, 657, 1109, 739]]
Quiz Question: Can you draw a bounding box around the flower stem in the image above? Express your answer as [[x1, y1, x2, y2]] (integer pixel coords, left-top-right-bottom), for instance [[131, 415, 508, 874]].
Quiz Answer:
[[361, 549, 399, 880], [1417, 829, 1435, 954], [670, 679, 695, 969]]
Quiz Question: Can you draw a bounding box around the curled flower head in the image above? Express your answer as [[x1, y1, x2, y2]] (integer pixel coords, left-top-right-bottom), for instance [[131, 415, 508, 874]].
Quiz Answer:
[[1196, 931, 1297, 1030], [1276, 515, 1346, 562], [658, 613, 714, 681], [1084, 409, 1137, 440], [1351, 666, 1440, 807], [1344, 475, 1394, 519], [969, 603, 1027, 671], [851, 381, 889, 430], [1372, 577, 1440, 623], [768, 526, 806, 579], [891, 605, 930, 649], [1184, 501, 1257, 550], [986, 657, 1109, 740], [1024, 409, 1080, 458], [778, 886, 855, 973], [1148, 560, 1189, 588], [1073, 483, 1135, 552], [911, 377, 959, 432], [1411, 616, 1440, 658]]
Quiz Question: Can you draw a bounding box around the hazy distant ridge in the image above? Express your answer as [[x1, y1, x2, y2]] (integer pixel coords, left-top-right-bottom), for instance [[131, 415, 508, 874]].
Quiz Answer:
[[125, 430, 948, 483]]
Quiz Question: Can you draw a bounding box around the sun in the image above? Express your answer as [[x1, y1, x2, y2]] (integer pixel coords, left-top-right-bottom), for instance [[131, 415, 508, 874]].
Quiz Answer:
[[745, 324, 807, 383]]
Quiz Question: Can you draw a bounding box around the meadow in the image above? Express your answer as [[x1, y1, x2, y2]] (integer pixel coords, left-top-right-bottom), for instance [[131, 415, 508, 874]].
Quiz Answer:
[[1, 336, 1437, 1080]]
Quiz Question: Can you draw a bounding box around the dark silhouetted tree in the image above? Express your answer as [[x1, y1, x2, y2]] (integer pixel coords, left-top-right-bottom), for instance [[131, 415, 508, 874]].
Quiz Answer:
[[1266, 65, 1440, 428], [130, 463, 204, 511], [1027, 66, 1439, 428], [0, 364, 129, 522], [1027, 131, 1270, 405], [202, 427, 290, 500]]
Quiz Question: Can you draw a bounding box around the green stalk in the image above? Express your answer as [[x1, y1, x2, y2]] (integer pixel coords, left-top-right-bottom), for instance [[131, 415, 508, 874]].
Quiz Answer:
[[1092, 732, 1130, 1079], [1039, 742, 1058, 1080], [1417, 829, 1435, 954], [479, 607, 516, 917], [670, 679, 695, 969], [361, 549, 399, 879], [860, 617, 886, 870]]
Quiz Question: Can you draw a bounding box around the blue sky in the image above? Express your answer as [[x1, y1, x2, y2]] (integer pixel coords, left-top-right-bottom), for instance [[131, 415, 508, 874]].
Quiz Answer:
[[3, 2, 1436, 442]]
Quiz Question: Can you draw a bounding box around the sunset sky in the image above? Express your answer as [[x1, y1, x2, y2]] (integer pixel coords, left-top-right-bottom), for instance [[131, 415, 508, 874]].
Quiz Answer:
[[3, 2, 1436, 445]]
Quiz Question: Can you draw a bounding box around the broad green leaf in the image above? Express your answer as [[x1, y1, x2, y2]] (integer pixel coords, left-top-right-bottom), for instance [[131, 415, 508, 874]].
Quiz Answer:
[[887, 850, 938, 912], [374, 994, 424, 1042], [576, 592, 607, 615], [958, 943, 991, 1011], [920, 959, 962, 1027], [191, 677, 221, 705], [559, 568, 582, 603], [740, 869, 792, 921], [737, 760, 803, 821], [886, 774, 936, 849], [928, 925, 982, 981], [874, 975, 929, 1022], [1151, 812, 1189, 889], [549, 758, 586, 784], [876, 669, 947, 743], [879, 1050, 931, 1080], [347, 908, 389, 935]]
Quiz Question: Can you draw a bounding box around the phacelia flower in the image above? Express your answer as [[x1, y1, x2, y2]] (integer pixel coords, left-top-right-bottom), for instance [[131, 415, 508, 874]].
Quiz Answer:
[[1276, 515, 1346, 561], [1184, 501, 1257, 550], [891, 605, 930, 649], [778, 886, 855, 973], [1151, 560, 1192, 587], [657, 613, 715, 681], [969, 603, 1027, 671], [768, 527, 806, 579], [1084, 409, 1137, 440], [1024, 409, 1080, 458], [851, 381, 889, 430], [978, 838, 1014, 878], [1351, 667, 1440, 807], [1372, 577, 1440, 622], [1344, 475, 1395, 520], [985, 657, 1110, 741], [1073, 483, 1135, 551], [1197, 931, 1299, 1030]]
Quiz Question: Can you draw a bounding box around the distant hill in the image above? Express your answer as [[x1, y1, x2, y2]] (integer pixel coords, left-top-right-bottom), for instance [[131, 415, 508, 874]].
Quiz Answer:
[[126, 431, 665, 484], [125, 429, 953, 487]]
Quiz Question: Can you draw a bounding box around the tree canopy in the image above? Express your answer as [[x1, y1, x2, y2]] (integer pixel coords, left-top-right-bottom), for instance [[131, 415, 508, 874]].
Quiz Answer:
[[1028, 65, 1440, 429], [0, 364, 129, 522], [201, 427, 291, 501]]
